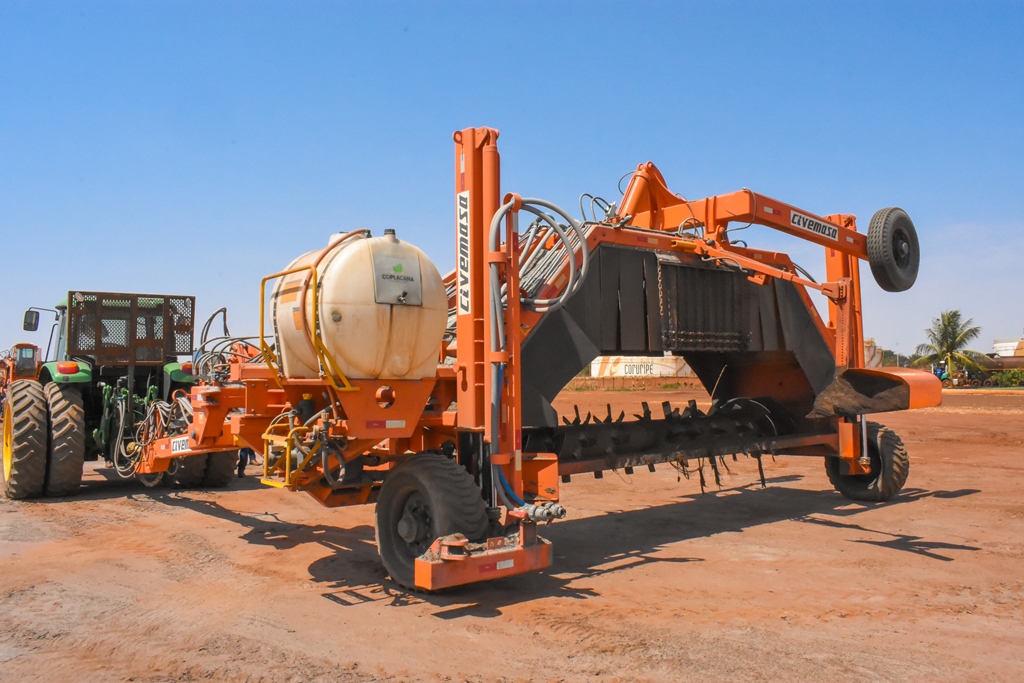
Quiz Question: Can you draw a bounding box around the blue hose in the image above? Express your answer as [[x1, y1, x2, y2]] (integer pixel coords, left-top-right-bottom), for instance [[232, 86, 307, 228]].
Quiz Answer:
[[496, 466, 525, 507]]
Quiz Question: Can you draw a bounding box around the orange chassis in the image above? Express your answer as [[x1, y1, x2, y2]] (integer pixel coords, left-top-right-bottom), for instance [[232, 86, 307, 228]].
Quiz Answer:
[[138, 126, 939, 591]]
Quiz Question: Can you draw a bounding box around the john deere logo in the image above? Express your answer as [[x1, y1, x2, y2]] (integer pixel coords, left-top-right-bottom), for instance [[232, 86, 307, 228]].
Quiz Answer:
[[383, 262, 414, 282]]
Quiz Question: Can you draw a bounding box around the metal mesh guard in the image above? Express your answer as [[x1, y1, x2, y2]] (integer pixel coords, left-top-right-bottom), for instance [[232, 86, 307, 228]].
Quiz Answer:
[[67, 291, 195, 365]]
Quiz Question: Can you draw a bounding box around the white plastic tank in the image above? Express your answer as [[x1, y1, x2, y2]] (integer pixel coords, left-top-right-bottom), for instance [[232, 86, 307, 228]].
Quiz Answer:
[[271, 230, 447, 381]]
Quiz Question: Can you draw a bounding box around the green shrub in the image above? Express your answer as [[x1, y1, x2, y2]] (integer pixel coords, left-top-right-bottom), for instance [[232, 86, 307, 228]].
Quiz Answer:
[[993, 369, 1024, 387]]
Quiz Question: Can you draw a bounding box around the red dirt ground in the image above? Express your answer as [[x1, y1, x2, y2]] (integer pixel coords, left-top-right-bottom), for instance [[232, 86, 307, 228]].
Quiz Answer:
[[2, 389, 1023, 682]]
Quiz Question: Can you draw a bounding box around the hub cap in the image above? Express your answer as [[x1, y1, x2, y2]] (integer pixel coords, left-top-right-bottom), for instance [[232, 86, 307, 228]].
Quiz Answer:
[[396, 492, 432, 555], [892, 228, 911, 267]]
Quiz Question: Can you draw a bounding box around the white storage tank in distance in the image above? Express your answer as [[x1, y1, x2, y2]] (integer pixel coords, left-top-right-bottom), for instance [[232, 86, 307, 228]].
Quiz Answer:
[[272, 230, 448, 382]]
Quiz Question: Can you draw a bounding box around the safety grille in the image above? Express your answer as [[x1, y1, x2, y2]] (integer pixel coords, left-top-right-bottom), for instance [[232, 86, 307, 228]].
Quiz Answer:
[[67, 292, 195, 366]]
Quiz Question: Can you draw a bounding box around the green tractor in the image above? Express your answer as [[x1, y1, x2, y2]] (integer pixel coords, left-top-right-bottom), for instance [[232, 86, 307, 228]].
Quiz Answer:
[[1, 291, 236, 499]]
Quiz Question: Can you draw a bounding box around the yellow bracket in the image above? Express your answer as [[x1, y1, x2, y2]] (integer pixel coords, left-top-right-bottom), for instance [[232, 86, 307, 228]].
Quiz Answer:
[[259, 264, 358, 392], [260, 425, 324, 488]]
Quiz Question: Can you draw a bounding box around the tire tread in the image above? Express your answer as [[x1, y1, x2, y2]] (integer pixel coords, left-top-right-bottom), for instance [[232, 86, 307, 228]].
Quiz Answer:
[[825, 422, 909, 502], [168, 454, 208, 488], [44, 383, 85, 497], [867, 207, 919, 292], [201, 451, 237, 487], [3, 380, 49, 499], [376, 453, 488, 588]]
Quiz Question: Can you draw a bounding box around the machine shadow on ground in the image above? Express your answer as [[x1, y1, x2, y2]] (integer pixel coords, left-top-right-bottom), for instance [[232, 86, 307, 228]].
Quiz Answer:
[[91, 471, 979, 619], [30, 465, 270, 502], [27, 463, 983, 619]]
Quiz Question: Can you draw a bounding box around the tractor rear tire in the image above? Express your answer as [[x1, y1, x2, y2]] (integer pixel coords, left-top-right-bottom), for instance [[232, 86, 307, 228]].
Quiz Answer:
[[825, 422, 909, 502], [44, 383, 85, 497], [2, 380, 49, 500], [375, 453, 489, 589], [867, 207, 920, 292], [201, 451, 237, 487], [167, 454, 208, 489]]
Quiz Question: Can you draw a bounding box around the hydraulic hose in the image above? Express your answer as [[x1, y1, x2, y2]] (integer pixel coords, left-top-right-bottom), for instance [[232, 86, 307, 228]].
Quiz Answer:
[[496, 466, 525, 507], [521, 197, 591, 295], [516, 205, 578, 313], [485, 196, 584, 520]]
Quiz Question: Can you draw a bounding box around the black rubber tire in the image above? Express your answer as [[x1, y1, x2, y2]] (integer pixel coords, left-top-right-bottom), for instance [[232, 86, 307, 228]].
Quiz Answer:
[[2, 380, 49, 500], [167, 454, 208, 489], [44, 383, 85, 497], [375, 453, 488, 589], [137, 472, 166, 488], [867, 207, 920, 292], [825, 422, 909, 502], [201, 451, 237, 487]]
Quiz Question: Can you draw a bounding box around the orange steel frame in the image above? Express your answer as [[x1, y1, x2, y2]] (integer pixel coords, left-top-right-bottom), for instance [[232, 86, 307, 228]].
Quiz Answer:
[[137, 126, 939, 590]]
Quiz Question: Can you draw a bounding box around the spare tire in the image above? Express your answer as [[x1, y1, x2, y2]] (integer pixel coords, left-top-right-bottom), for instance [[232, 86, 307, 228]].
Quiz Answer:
[[867, 207, 919, 292]]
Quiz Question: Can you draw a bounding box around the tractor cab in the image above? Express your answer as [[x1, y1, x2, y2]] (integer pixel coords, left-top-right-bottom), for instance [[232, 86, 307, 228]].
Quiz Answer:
[[1, 343, 42, 405], [11, 344, 40, 380]]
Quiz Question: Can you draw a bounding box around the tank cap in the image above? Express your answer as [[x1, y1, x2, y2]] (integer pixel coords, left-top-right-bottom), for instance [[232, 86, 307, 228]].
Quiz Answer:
[[384, 228, 396, 237]]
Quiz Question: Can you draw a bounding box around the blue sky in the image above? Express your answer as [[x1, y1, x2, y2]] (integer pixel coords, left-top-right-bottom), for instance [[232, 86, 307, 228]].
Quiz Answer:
[[2, 1, 1022, 358]]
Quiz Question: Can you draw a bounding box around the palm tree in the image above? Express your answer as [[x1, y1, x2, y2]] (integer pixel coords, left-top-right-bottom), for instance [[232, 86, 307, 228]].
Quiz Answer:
[[911, 310, 986, 377]]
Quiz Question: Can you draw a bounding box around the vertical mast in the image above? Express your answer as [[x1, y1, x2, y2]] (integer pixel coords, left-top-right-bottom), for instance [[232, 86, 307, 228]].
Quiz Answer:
[[453, 127, 500, 431]]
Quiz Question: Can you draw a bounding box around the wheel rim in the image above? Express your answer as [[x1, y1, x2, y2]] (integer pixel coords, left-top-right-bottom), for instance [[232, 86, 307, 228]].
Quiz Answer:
[[2, 401, 12, 482], [394, 491, 434, 559], [891, 227, 912, 269]]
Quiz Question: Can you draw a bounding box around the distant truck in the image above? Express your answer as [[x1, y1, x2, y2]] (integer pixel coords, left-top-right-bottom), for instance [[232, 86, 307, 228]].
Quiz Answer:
[[933, 353, 1024, 387]]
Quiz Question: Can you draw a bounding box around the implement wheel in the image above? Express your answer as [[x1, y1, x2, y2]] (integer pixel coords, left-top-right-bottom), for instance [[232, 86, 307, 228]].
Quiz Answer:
[[137, 472, 165, 488], [3, 381, 49, 500], [44, 383, 85, 497], [867, 207, 920, 292], [167, 454, 208, 488], [201, 451, 237, 487], [825, 422, 909, 502], [375, 453, 488, 589]]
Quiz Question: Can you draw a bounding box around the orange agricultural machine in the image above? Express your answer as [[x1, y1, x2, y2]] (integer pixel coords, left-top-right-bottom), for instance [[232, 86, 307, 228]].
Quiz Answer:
[[125, 127, 939, 590]]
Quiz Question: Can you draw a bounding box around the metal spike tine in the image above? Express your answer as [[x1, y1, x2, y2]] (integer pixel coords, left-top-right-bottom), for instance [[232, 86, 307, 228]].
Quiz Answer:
[[584, 411, 592, 425], [616, 410, 625, 423], [562, 416, 572, 426], [605, 403, 613, 424], [662, 401, 672, 419], [573, 405, 581, 425]]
